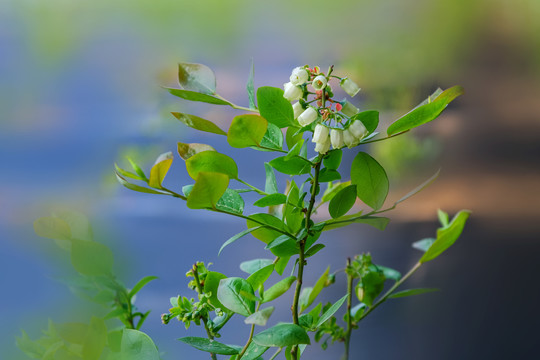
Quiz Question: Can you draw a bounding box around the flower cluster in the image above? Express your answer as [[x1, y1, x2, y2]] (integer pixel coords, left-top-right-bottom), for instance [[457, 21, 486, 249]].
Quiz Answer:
[[283, 65, 366, 154]]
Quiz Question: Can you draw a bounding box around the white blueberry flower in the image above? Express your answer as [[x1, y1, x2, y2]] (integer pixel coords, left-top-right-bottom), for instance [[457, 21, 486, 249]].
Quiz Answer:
[[349, 120, 368, 140], [340, 77, 361, 97], [314, 136, 331, 154], [330, 129, 344, 149], [292, 102, 304, 119], [283, 82, 303, 101], [341, 100, 359, 117], [297, 107, 318, 127], [290, 67, 309, 85], [312, 124, 329, 143], [312, 75, 328, 91], [343, 129, 359, 148]]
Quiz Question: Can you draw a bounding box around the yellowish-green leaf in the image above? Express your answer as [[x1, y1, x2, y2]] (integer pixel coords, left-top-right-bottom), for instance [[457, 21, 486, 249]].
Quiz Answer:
[[148, 152, 173, 188], [186, 151, 238, 180], [228, 115, 268, 148], [186, 172, 229, 210]]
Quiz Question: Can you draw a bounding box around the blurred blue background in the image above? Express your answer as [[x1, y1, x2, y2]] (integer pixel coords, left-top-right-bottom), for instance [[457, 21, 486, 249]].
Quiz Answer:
[[1, 0, 540, 359]]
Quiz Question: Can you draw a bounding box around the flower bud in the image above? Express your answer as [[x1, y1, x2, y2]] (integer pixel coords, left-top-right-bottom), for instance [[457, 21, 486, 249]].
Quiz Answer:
[[292, 102, 304, 119], [283, 82, 303, 101], [312, 75, 328, 91], [290, 67, 309, 85], [330, 129, 344, 149], [349, 120, 368, 140], [340, 77, 361, 97], [341, 100, 359, 117], [314, 134, 331, 154], [343, 129, 359, 148], [297, 107, 318, 127], [312, 124, 329, 143]]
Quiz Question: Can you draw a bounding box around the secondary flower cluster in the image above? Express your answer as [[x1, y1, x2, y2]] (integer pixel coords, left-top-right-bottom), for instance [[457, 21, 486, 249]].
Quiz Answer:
[[283, 65, 367, 154]]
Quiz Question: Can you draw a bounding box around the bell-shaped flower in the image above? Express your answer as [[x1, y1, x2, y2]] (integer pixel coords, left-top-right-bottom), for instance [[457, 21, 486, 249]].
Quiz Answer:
[[290, 67, 309, 85], [341, 100, 359, 117], [297, 107, 318, 127], [340, 77, 361, 97], [312, 124, 329, 143], [330, 129, 344, 149], [349, 120, 368, 140], [343, 129, 359, 148], [283, 82, 303, 101], [312, 75, 328, 91], [292, 102, 304, 119]]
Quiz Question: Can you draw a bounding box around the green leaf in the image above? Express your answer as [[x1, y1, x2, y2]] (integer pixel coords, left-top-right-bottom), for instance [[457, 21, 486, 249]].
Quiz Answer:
[[148, 152, 173, 188], [178, 62, 217, 94], [265, 235, 298, 257], [378, 266, 401, 281], [286, 126, 303, 149], [390, 288, 440, 299], [245, 307, 275, 326], [254, 193, 287, 207], [240, 259, 274, 275], [115, 172, 168, 195], [178, 337, 239, 355], [274, 256, 290, 276], [387, 86, 464, 135], [395, 169, 440, 205], [71, 240, 113, 276], [350, 303, 367, 321], [264, 163, 279, 194], [240, 342, 269, 360], [171, 112, 227, 135], [82, 317, 107, 360], [305, 244, 325, 258], [217, 277, 256, 317], [186, 151, 238, 180], [351, 110, 379, 134], [228, 114, 268, 148], [53, 210, 92, 241], [168, 88, 231, 106], [246, 264, 274, 290], [219, 227, 263, 256], [34, 216, 71, 241], [303, 267, 329, 312], [257, 87, 295, 128], [323, 149, 342, 170], [177, 142, 216, 161], [129, 276, 158, 298], [420, 210, 471, 263], [351, 152, 389, 210], [257, 123, 283, 151], [127, 158, 148, 180], [246, 213, 288, 244], [321, 181, 350, 203], [322, 214, 389, 231], [438, 209, 449, 227], [262, 276, 296, 303], [247, 58, 256, 109], [204, 271, 228, 310], [115, 163, 145, 181], [120, 329, 160, 360], [56, 322, 88, 344], [412, 238, 436, 252], [216, 188, 244, 214], [252, 323, 310, 347], [356, 270, 385, 307], [328, 185, 357, 219], [269, 156, 311, 176], [315, 294, 348, 328], [318, 168, 341, 183], [186, 172, 229, 209]]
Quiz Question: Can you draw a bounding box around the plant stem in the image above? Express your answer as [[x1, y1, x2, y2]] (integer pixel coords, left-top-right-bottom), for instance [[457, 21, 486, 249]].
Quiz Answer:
[[269, 347, 283, 360], [344, 258, 354, 360], [214, 94, 259, 113], [237, 302, 261, 359], [237, 179, 268, 195], [359, 130, 409, 145], [192, 265, 218, 360], [357, 261, 422, 322]]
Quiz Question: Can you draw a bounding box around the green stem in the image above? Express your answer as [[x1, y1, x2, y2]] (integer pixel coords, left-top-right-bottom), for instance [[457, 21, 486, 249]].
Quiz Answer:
[[357, 262, 422, 322], [237, 303, 261, 359], [344, 258, 353, 360], [360, 130, 409, 145], [269, 348, 283, 360], [213, 209, 296, 239], [192, 265, 218, 360], [237, 179, 268, 195], [215, 94, 259, 113]]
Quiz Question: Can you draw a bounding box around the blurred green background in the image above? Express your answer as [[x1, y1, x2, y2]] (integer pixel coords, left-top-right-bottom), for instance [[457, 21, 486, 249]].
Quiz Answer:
[[1, 0, 539, 359]]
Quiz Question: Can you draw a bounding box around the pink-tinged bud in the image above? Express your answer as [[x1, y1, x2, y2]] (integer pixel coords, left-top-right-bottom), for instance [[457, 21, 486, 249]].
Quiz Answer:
[[341, 100, 359, 117], [349, 120, 368, 140], [283, 82, 303, 101], [330, 129, 344, 149], [292, 102, 304, 119], [312, 124, 329, 143], [290, 67, 309, 85], [335, 103, 343, 112], [343, 129, 359, 148], [297, 107, 318, 127], [312, 75, 328, 91], [340, 77, 361, 97]]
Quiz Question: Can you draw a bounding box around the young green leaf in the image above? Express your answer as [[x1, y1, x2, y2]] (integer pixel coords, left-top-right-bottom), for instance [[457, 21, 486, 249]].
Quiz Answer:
[[115, 163, 145, 181], [387, 86, 464, 136], [186, 150, 238, 180], [304, 267, 330, 312], [328, 185, 357, 219], [244, 307, 275, 326], [351, 152, 389, 210], [246, 264, 274, 290], [257, 86, 295, 128], [323, 149, 342, 170], [115, 172, 169, 195], [321, 181, 350, 203], [246, 213, 289, 244], [377, 266, 401, 281], [186, 172, 229, 210], [351, 110, 379, 134], [420, 210, 471, 263], [252, 323, 310, 347], [120, 329, 160, 360], [171, 112, 227, 135], [305, 244, 325, 258], [228, 115, 268, 148], [269, 156, 311, 176], [219, 226, 263, 256], [129, 276, 158, 298], [318, 168, 341, 183], [177, 142, 216, 161], [390, 288, 440, 299], [257, 123, 283, 151], [264, 163, 279, 194], [254, 193, 287, 207], [412, 238, 436, 252], [82, 317, 107, 360], [148, 152, 173, 189], [274, 256, 291, 276], [356, 270, 385, 307], [438, 209, 449, 227], [178, 337, 239, 355], [265, 235, 299, 257], [217, 277, 256, 317], [167, 88, 231, 106], [204, 271, 228, 310], [240, 259, 274, 275], [127, 158, 147, 180], [262, 276, 296, 303], [286, 126, 303, 149], [246, 58, 256, 109], [71, 240, 113, 276], [216, 188, 244, 214], [315, 294, 348, 328]]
